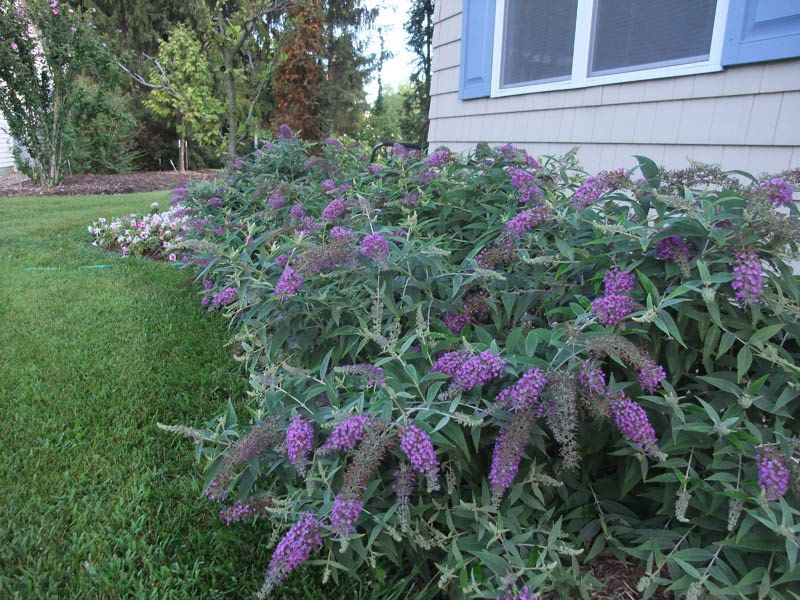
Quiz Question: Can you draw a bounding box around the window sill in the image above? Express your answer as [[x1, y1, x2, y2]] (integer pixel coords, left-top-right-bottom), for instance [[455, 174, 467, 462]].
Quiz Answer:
[[491, 62, 724, 98]]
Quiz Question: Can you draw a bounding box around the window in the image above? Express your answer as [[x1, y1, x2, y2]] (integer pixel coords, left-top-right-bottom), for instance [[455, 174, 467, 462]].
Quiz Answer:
[[493, 0, 729, 95]]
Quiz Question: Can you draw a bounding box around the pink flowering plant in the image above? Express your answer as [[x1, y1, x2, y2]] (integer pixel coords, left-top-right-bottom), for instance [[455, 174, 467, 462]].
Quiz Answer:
[[88, 203, 192, 259], [157, 133, 800, 599]]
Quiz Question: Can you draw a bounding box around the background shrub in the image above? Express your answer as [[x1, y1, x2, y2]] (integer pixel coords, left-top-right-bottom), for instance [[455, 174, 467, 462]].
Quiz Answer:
[[159, 134, 800, 599]]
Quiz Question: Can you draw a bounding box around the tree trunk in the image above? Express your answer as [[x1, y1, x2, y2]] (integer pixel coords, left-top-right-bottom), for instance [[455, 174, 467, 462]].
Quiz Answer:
[[224, 50, 237, 163], [178, 135, 186, 172]]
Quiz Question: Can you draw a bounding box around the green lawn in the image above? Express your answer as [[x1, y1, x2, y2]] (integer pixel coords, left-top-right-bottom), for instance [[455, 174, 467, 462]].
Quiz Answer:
[[0, 193, 330, 599]]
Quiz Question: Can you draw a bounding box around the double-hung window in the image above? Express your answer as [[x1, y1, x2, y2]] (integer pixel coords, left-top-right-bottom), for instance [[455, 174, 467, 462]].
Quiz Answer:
[[492, 0, 730, 96]]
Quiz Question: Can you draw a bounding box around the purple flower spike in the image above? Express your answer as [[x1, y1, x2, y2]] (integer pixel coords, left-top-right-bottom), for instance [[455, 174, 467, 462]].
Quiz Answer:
[[330, 226, 354, 240], [424, 149, 453, 168], [755, 178, 793, 207], [497, 586, 538, 600], [220, 500, 256, 525], [496, 368, 549, 414], [489, 428, 523, 498], [431, 350, 469, 377], [505, 206, 550, 236], [268, 192, 286, 210], [211, 287, 238, 308], [591, 294, 635, 326], [443, 312, 471, 334], [321, 197, 348, 221], [274, 266, 304, 301], [285, 415, 314, 474], [603, 268, 635, 295], [400, 424, 440, 490], [571, 168, 629, 210], [609, 393, 660, 457], [577, 365, 606, 399], [637, 360, 667, 393], [731, 248, 762, 305], [655, 236, 690, 261], [757, 447, 790, 501], [260, 512, 322, 596], [360, 232, 389, 261], [319, 415, 372, 454], [454, 349, 506, 390], [330, 495, 363, 535]]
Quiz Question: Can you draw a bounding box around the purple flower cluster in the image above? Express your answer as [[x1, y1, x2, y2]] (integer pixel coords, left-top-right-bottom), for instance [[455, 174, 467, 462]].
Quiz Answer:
[[286, 415, 314, 474], [609, 393, 659, 455], [277, 123, 294, 140], [330, 495, 363, 535], [454, 350, 506, 390], [274, 266, 304, 301], [321, 197, 348, 221], [276, 254, 289, 267], [203, 277, 214, 291], [443, 312, 470, 334], [289, 204, 306, 220], [211, 287, 238, 308], [636, 359, 667, 393], [731, 248, 762, 305], [489, 428, 523, 496], [431, 350, 469, 376], [261, 512, 322, 595], [754, 177, 793, 207], [220, 500, 256, 525], [591, 294, 635, 326], [268, 192, 286, 210], [498, 586, 538, 600], [319, 414, 372, 454], [323, 136, 343, 149], [424, 149, 453, 168], [507, 168, 542, 203], [655, 236, 690, 261], [208, 196, 222, 207], [505, 206, 550, 236], [330, 226, 354, 240], [171, 187, 189, 205], [367, 164, 382, 174], [205, 478, 228, 502], [360, 233, 389, 261], [571, 168, 629, 210], [577, 365, 606, 398], [321, 179, 337, 194], [496, 368, 549, 414], [418, 169, 437, 185], [756, 447, 790, 501], [603, 268, 635, 295], [400, 424, 440, 488]]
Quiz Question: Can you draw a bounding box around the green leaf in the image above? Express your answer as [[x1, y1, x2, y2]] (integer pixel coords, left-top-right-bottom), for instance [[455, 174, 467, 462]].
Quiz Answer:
[[737, 346, 753, 383], [749, 324, 783, 347]]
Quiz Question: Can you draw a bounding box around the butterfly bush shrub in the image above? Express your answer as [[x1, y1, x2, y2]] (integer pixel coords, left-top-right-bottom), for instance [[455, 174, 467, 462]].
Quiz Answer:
[[161, 133, 800, 599]]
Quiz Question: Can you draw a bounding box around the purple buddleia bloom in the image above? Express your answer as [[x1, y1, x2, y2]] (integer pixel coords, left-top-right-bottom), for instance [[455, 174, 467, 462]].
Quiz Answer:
[[330, 226, 354, 240], [498, 586, 538, 600], [285, 415, 314, 475], [259, 512, 322, 597], [591, 294, 635, 326], [205, 478, 228, 502], [637, 359, 667, 393], [431, 350, 469, 377], [323, 136, 343, 149], [754, 178, 793, 207], [289, 204, 306, 220], [609, 393, 661, 457], [321, 197, 348, 221], [268, 192, 286, 210], [277, 123, 294, 140], [392, 143, 410, 160], [424, 149, 452, 168], [274, 266, 304, 301], [577, 364, 606, 399], [757, 447, 790, 501], [497, 143, 517, 158], [495, 368, 548, 414], [508, 168, 536, 190], [208, 196, 222, 207], [524, 153, 541, 170], [330, 495, 363, 536], [655, 236, 690, 261], [400, 424, 440, 489], [418, 169, 437, 185], [454, 349, 506, 390], [201, 296, 212, 307], [443, 312, 470, 334], [571, 168, 629, 210], [731, 248, 762, 305], [276, 254, 289, 267], [505, 206, 550, 235], [603, 268, 635, 295], [321, 179, 337, 194], [319, 415, 372, 454], [211, 287, 238, 308], [220, 500, 256, 525], [203, 277, 214, 291], [360, 233, 389, 261], [367, 164, 382, 174], [489, 422, 530, 502]]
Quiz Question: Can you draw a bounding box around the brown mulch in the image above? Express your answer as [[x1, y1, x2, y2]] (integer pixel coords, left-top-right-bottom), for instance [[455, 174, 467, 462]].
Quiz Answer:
[[0, 170, 220, 196]]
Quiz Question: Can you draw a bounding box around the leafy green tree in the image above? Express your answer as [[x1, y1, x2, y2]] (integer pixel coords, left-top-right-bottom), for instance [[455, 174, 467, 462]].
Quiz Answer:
[[362, 84, 409, 144], [137, 25, 224, 172], [401, 0, 433, 146], [0, 0, 114, 186]]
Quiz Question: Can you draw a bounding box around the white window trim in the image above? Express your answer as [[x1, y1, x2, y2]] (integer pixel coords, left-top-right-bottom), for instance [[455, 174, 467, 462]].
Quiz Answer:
[[490, 0, 731, 97]]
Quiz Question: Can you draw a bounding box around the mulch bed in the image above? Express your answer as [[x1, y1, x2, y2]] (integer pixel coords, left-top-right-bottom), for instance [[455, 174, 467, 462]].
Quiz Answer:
[[0, 170, 220, 196]]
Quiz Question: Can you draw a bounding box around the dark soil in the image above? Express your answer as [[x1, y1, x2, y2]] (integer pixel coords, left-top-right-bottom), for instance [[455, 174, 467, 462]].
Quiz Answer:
[[0, 170, 219, 197]]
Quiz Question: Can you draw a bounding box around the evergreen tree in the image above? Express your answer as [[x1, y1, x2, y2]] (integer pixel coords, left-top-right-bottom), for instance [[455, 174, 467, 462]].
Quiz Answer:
[[401, 0, 434, 146]]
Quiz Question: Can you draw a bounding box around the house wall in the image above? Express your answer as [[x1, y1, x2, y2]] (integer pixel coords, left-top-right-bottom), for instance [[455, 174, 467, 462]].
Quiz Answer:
[[429, 1, 800, 174], [0, 113, 15, 175]]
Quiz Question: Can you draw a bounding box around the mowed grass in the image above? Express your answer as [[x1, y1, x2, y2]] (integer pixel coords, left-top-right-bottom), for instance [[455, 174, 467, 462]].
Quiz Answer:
[[0, 193, 328, 599]]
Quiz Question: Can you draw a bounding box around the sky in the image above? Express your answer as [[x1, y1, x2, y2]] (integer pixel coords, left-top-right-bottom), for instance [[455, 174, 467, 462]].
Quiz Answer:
[[363, 0, 416, 102]]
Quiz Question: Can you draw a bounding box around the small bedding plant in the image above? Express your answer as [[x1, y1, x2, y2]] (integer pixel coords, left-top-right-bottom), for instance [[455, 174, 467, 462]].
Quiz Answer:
[[103, 130, 800, 599]]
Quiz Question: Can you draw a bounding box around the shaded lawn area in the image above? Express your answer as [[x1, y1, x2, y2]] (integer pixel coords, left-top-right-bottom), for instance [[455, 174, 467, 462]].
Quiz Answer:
[[0, 193, 326, 598]]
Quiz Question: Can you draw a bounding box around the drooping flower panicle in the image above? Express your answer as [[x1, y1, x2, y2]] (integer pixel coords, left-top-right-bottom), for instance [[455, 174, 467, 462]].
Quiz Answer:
[[731, 248, 762, 305], [608, 393, 662, 458], [286, 415, 314, 475], [496, 368, 549, 414], [319, 414, 372, 455], [259, 512, 322, 597], [757, 447, 790, 501], [400, 424, 440, 490]]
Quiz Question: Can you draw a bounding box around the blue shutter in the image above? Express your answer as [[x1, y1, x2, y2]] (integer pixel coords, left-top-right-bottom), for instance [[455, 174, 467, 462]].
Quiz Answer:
[[722, 0, 800, 65], [459, 0, 497, 100]]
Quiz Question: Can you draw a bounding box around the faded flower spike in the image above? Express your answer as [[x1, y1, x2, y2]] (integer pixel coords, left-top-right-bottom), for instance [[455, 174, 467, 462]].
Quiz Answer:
[[400, 424, 440, 490], [286, 415, 314, 475], [258, 512, 322, 597], [757, 446, 790, 501]]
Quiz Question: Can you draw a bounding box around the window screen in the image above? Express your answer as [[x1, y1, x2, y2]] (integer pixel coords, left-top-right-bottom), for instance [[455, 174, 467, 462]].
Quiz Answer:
[[501, 0, 579, 87], [590, 0, 717, 75]]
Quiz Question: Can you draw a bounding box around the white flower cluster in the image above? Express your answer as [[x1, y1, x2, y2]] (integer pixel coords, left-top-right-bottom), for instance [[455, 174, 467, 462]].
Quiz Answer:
[[88, 204, 192, 259]]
